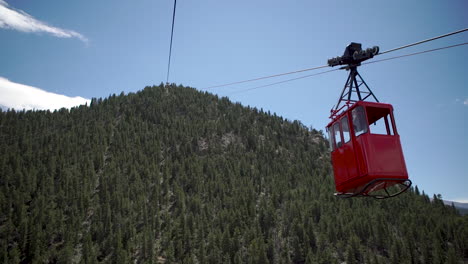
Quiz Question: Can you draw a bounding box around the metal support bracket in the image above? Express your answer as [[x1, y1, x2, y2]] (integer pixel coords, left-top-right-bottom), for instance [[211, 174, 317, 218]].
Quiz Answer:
[[332, 66, 379, 115], [328, 43, 380, 117]]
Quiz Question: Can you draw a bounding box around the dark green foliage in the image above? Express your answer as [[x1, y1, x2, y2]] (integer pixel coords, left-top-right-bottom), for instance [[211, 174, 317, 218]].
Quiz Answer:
[[0, 84, 467, 263]]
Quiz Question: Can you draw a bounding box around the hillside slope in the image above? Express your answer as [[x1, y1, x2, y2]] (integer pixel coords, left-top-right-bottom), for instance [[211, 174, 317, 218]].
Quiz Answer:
[[0, 84, 467, 263]]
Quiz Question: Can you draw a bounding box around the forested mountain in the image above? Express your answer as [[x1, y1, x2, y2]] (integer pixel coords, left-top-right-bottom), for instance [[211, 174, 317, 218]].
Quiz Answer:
[[1, 84, 467, 263]]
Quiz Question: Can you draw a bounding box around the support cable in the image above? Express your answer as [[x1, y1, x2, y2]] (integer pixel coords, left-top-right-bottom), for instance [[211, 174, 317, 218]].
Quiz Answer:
[[224, 42, 468, 95], [204, 29, 467, 90], [378, 28, 467, 55], [203, 65, 328, 90], [166, 0, 177, 84], [228, 68, 339, 95], [366, 42, 468, 65]]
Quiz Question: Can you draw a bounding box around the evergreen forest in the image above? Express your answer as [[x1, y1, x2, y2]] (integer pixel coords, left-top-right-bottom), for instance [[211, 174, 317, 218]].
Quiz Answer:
[[0, 84, 467, 263]]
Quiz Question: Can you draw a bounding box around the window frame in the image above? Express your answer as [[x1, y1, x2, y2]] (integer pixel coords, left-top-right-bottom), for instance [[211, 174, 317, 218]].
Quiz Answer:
[[328, 126, 336, 151], [341, 116, 351, 144], [366, 107, 396, 136], [351, 106, 368, 137], [332, 122, 343, 149]]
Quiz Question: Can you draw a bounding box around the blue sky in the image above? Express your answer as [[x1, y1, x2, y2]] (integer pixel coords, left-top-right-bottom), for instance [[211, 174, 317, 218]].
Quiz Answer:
[[1, 0, 467, 202]]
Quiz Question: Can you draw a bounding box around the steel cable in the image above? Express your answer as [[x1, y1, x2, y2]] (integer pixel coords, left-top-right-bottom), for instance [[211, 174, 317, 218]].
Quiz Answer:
[[166, 0, 177, 84], [378, 28, 467, 55], [203, 65, 329, 90], [225, 42, 468, 95], [367, 42, 468, 65]]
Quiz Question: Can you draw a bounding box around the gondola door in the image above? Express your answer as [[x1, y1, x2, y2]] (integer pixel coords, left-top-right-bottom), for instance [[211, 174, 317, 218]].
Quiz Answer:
[[330, 114, 359, 192], [340, 115, 359, 182]]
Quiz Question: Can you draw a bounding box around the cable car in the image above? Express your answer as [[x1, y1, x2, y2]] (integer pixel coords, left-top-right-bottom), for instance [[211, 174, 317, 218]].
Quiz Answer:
[[326, 43, 411, 198]]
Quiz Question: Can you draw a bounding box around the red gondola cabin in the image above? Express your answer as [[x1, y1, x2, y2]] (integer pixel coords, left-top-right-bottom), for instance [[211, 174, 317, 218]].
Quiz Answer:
[[326, 101, 409, 197]]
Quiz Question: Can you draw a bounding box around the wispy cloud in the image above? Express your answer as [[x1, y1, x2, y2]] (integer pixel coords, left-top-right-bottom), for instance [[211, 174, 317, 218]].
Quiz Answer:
[[0, 77, 90, 111], [0, 0, 88, 43], [455, 98, 468, 106]]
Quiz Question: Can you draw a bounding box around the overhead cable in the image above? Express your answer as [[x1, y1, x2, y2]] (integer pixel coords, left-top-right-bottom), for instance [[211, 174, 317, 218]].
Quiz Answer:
[[228, 69, 339, 95], [203, 64, 328, 90], [204, 28, 467, 91], [366, 42, 468, 65], [379, 28, 468, 55], [226, 42, 468, 95], [166, 0, 177, 84]]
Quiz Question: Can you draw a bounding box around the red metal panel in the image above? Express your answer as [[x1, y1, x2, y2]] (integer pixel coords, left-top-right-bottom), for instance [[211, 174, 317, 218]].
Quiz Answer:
[[331, 136, 362, 192], [331, 148, 348, 187], [330, 116, 359, 191], [354, 135, 368, 177], [342, 141, 359, 180], [364, 134, 408, 178], [332, 142, 361, 193]]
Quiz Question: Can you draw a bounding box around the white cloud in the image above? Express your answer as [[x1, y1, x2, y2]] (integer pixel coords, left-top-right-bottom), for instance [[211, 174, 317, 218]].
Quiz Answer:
[[464, 98, 468, 106], [0, 76, 90, 111], [0, 0, 88, 43]]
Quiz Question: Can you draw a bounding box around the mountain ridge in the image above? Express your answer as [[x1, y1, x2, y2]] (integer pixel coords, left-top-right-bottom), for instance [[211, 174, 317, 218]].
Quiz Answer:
[[443, 200, 468, 215]]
